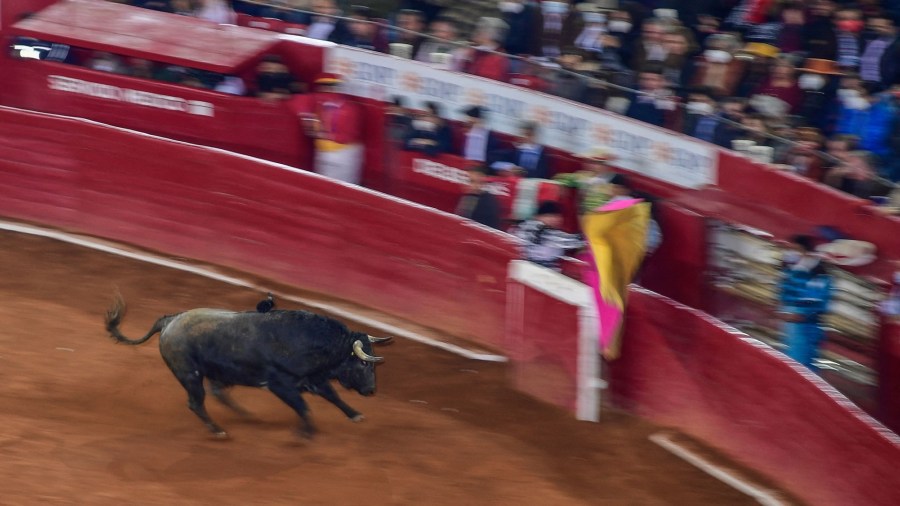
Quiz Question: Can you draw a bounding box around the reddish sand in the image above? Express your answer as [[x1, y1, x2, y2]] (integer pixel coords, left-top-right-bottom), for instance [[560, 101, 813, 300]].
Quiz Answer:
[[0, 230, 780, 505]]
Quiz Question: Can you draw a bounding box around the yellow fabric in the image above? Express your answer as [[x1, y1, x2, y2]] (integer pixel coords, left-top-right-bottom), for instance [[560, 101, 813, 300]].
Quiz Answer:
[[582, 202, 650, 360], [582, 203, 650, 309], [315, 139, 349, 152]]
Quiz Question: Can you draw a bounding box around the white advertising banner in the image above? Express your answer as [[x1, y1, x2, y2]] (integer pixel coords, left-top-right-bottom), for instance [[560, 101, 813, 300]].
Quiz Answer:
[[325, 47, 717, 189]]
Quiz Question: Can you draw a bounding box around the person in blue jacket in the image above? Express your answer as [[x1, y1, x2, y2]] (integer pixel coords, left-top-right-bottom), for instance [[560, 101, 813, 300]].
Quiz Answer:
[[778, 234, 833, 371]]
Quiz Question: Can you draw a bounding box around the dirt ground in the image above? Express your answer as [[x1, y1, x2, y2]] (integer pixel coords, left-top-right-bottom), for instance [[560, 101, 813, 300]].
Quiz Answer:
[[0, 230, 778, 505]]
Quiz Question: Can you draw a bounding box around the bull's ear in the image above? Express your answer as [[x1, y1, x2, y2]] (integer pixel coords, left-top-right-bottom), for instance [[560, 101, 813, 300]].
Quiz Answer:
[[353, 340, 384, 363], [367, 335, 393, 344]]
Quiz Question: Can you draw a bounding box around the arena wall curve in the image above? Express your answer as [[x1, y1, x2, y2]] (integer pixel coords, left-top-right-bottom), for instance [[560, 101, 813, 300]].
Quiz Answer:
[[3, 106, 900, 505]]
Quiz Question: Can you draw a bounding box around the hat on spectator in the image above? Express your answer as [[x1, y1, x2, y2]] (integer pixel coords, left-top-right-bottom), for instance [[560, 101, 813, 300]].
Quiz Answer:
[[313, 72, 342, 86], [463, 105, 484, 119], [739, 42, 780, 59], [581, 147, 616, 161], [800, 58, 843, 75], [536, 200, 563, 216], [593, 0, 619, 12]]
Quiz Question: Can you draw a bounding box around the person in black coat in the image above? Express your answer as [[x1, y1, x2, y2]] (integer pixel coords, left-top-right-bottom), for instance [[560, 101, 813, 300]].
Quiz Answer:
[[403, 101, 453, 156], [455, 167, 502, 230], [491, 121, 550, 179], [625, 65, 674, 128]]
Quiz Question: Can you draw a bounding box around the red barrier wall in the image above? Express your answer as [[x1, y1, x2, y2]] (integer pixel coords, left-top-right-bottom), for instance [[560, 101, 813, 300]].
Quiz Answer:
[[610, 288, 900, 506], [0, 106, 518, 350], [716, 151, 900, 258]]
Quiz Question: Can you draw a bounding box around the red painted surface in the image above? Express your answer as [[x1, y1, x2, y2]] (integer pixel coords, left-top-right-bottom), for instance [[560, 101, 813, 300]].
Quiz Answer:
[[0, 107, 518, 350], [506, 283, 581, 413], [610, 288, 900, 506], [4, 106, 900, 504]]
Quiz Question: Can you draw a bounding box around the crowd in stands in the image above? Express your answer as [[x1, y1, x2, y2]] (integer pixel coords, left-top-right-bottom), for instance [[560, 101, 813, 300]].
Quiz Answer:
[[118, 0, 900, 197]]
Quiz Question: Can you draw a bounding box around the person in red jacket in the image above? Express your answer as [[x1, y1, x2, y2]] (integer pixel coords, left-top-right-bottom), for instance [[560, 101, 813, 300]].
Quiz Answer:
[[457, 17, 511, 83], [301, 73, 365, 184]]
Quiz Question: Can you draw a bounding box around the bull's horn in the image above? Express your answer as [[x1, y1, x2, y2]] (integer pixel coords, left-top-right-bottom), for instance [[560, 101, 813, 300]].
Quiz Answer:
[[368, 335, 393, 344], [353, 340, 384, 363]]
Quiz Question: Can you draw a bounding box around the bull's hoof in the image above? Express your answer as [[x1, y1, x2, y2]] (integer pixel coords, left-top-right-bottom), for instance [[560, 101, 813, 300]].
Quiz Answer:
[[212, 431, 229, 440], [351, 414, 366, 423]]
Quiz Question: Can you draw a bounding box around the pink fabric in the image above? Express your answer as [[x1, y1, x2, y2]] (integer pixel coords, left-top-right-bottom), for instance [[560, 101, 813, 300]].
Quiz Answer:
[[581, 251, 624, 351]]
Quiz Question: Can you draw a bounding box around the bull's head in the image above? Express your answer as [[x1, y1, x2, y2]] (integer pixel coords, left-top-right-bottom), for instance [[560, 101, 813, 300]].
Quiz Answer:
[[335, 333, 385, 396]]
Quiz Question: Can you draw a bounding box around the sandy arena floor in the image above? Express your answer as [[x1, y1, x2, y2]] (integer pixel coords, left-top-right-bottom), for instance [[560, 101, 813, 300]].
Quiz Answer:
[[0, 230, 782, 505]]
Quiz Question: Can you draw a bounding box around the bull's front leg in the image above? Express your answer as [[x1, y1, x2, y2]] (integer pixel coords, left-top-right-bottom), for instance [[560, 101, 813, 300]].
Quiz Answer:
[[267, 376, 317, 438], [308, 380, 364, 422]]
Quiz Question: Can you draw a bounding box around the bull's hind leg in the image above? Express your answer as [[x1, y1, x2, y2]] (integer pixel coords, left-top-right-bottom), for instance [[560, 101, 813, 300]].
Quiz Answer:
[[267, 375, 317, 438], [209, 381, 253, 419], [177, 374, 228, 439]]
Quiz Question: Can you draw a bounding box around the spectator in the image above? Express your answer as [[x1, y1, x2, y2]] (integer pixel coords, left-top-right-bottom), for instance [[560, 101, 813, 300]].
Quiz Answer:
[[661, 26, 698, 91], [508, 57, 553, 93], [682, 87, 721, 143], [214, 75, 248, 95], [457, 17, 511, 82], [752, 57, 803, 115], [572, 4, 608, 59], [254, 54, 298, 100], [733, 113, 773, 147], [835, 83, 895, 162], [860, 13, 900, 90], [393, 9, 427, 58], [415, 16, 462, 63], [775, 2, 805, 55], [629, 17, 668, 70], [714, 96, 749, 148], [459, 105, 500, 163], [346, 5, 388, 53], [386, 96, 413, 143], [803, 0, 838, 60], [548, 47, 590, 103], [539, 0, 571, 58], [195, 0, 236, 24], [493, 121, 550, 179], [625, 64, 676, 127], [127, 57, 155, 79], [87, 51, 127, 74], [403, 101, 452, 155], [511, 200, 584, 271], [822, 134, 880, 198], [691, 33, 744, 97], [734, 42, 781, 98], [797, 58, 842, 129], [605, 4, 638, 62], [886, 85, 900, 181], [259, 0, 310, 24], [455, 166, 503, 230], [306, 0, 352, 44], [784, 127, 827, 181], [833, 6, 864, 71], [554, 147, 619, 214], [302, 73, 365, 184], [777, 234, 832, 371], [499, 0, 543, 58]]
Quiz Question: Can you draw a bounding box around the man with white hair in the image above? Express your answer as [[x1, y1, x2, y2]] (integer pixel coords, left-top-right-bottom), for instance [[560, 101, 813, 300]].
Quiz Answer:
[[457, 17, 511, 82]]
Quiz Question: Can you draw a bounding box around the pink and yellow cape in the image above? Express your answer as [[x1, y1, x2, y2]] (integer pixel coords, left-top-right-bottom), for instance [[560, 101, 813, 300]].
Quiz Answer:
[[580, 198, 650, 360]]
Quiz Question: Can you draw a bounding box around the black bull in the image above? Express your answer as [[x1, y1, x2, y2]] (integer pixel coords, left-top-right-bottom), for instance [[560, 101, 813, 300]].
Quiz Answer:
[[104, 297, 390, 439]]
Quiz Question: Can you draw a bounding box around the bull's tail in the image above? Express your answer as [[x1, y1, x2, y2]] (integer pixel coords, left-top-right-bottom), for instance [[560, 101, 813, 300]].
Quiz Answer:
[[105, 295, 177, 346]]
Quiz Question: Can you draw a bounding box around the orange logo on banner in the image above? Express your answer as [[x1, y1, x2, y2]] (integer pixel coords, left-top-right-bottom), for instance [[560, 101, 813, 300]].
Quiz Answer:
[[463, 88, 487, 106], [592, 124, 613, 145], [530, 106, 551, 124], [401, 72, 422, 93], [334, 58, 356, 77], [651, 141, 672, 163]]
